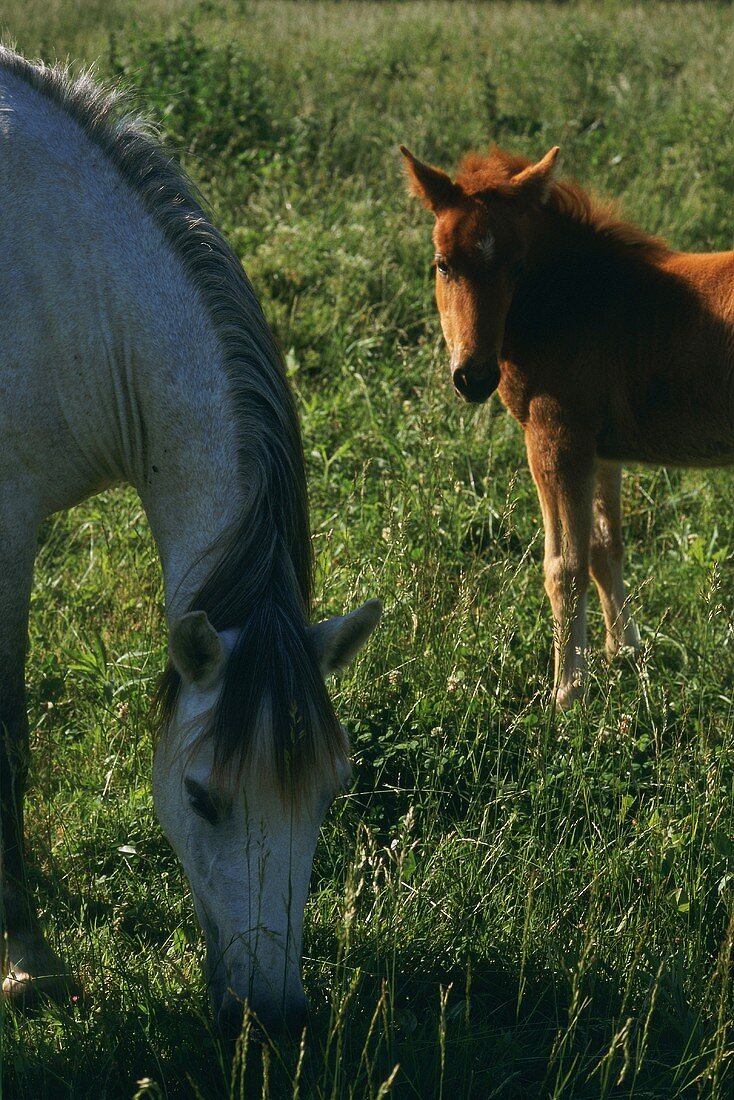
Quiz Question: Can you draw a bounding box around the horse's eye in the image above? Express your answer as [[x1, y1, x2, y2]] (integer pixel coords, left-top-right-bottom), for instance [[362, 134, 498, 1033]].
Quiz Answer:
[[191, 795, 218, 825], [185, 779, 219, 826], [435, 257, 449, 277]]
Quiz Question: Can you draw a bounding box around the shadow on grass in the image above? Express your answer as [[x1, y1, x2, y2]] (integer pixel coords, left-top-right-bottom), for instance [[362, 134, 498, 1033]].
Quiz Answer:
[[2, 932, 721, 1099], [300, 950, 712, 1100]]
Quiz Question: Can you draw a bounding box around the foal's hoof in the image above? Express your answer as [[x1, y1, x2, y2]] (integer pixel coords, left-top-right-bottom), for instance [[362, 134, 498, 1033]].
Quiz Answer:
[[553, 679, 584, 710], [606, 622, 643, 662], [606, 640, 643, 662], [2, 934, 78, 1011]]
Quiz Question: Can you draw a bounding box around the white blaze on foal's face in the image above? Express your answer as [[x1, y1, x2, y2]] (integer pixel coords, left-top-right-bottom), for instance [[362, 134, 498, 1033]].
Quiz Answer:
[[151, 601, 380, 1040]]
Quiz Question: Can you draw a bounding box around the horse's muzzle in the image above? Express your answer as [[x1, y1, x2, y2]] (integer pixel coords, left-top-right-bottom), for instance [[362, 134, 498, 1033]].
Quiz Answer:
[[217, 993, 308, 1046], [452, 359, 501, 404]]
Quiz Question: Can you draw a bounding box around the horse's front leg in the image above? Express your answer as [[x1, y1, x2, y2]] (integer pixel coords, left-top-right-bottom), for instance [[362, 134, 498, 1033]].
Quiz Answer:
[[589, 460, 641, 659], [525, 421, 596, 708], [1, 529, 72, 1007]]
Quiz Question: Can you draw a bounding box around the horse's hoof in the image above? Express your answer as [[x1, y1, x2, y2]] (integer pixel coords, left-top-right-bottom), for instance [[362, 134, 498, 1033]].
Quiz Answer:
[[2, 935, 78, 1011], [2, 967, 79, 1011]]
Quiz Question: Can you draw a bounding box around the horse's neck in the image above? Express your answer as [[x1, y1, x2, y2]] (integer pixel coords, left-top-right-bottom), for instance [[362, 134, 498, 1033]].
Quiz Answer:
[[75, 230, 244, 616], [110, 237, 246, 619], [0, 67, 244, 617], [65, 199, 246, 617], [89, 226, 246, 620], [137, 338, 242, 622], [93, 251, 245, 618]]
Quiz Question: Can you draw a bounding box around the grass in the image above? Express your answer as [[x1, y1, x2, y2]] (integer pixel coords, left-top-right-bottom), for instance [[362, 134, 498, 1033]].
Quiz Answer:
[[2, 1, 734, 1096]]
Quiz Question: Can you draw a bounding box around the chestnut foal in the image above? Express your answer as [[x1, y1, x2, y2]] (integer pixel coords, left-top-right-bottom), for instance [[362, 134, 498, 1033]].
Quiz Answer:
[[403, 143, 734, 706]]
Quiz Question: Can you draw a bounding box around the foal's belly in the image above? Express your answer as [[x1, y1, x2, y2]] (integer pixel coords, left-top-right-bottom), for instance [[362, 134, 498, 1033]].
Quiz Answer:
[[597, 422, 734, 469], [597, 366, 734, 468]]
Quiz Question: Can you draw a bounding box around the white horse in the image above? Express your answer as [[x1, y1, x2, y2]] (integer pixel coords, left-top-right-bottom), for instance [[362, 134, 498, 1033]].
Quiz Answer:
[[0, 47, 380, 1040]]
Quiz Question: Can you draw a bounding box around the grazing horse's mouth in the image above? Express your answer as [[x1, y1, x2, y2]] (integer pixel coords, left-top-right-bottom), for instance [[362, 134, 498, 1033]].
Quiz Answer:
[[452, 363, 501, 404]]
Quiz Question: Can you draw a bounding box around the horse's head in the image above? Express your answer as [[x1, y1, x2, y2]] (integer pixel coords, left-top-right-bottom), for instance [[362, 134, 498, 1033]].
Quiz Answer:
[[152, 600, 381, 1042], [401, 144, 559, 403]]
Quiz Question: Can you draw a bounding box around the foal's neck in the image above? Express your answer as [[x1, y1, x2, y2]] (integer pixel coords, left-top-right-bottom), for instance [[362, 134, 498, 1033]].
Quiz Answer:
[[505, 198, 672, 365]]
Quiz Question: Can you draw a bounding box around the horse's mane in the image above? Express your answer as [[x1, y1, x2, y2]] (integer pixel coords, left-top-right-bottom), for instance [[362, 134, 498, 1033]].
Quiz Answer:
[[0, 45, 345, 794], [456, 146, 669, 261]]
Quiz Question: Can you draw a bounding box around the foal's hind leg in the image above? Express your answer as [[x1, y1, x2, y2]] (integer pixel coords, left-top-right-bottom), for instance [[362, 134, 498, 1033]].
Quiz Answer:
[[589, 461, 641, 659], [1, 528, 72, 1008]]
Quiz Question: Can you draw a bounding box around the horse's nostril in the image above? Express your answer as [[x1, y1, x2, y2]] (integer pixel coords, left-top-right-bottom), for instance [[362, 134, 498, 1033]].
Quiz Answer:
[[218, 999, 244, 1042], [285, 999, 308, 1039], [218, 995, 308, 1045]]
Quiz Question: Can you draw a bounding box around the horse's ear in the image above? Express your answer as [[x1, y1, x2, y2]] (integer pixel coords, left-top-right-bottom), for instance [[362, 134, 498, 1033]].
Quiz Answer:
[[400, 146, 460, 215], [511, 146, 559, 204], [169, 611, 226, 689], [310, 599, 382, 677]]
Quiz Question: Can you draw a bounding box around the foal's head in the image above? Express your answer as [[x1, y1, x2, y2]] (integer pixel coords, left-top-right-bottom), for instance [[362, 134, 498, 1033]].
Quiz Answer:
[[401, 144, 559, 402]]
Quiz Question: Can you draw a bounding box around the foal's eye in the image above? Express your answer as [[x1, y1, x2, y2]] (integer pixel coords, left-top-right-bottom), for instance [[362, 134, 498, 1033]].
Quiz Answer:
[[185, 779, 219, 826], [435, 256, 449, 277]]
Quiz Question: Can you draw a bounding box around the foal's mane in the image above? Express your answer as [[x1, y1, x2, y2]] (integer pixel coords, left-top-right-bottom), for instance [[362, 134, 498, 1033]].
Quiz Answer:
[[456, 146, 669, 261], [0, 46, 345, 794]]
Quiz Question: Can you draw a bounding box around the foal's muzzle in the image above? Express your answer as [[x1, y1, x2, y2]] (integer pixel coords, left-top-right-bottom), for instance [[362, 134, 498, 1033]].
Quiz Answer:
[[452, 357, 501, 404]]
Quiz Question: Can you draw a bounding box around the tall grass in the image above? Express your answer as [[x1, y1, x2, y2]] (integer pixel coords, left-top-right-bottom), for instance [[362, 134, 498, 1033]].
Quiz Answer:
[[2, 2, 734, 1097]]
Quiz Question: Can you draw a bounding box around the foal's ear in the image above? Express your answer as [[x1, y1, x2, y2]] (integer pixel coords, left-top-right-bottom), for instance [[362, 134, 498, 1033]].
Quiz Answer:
[[511, 146, 560, 205], [169, 611, 226, 689], [310, 599, 382, 677], [400, 146, 461, 215]]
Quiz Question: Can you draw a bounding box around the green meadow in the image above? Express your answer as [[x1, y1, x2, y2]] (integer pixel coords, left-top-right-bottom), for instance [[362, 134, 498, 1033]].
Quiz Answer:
[[2, 1, 734, 1096]]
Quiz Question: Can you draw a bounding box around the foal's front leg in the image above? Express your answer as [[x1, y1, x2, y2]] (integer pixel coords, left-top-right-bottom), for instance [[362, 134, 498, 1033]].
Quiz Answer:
[[525, 423, 596, 708], [589, 461, 641, 658]]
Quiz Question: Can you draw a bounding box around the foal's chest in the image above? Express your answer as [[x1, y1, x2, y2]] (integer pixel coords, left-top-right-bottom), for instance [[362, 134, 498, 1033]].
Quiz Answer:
[[497, 363, 534, 425], [497, 359, 595, 429]]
